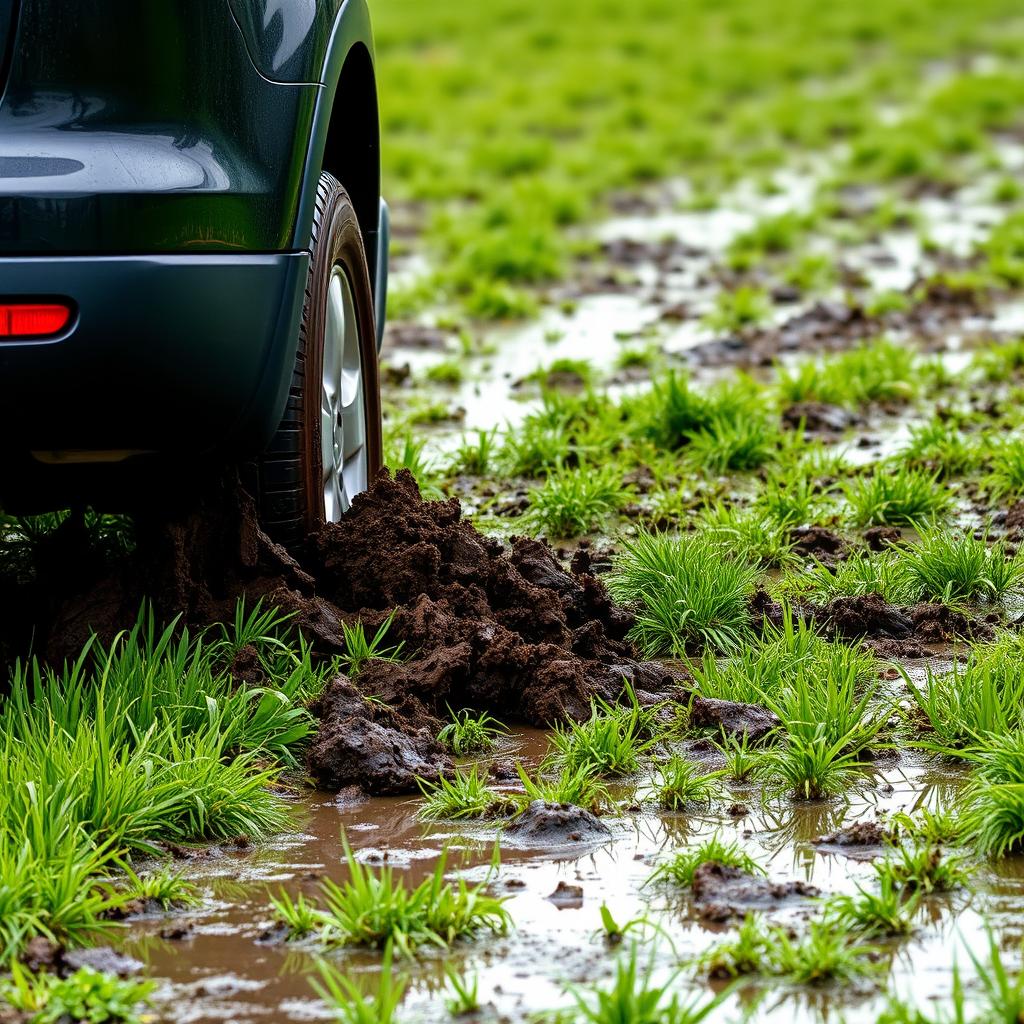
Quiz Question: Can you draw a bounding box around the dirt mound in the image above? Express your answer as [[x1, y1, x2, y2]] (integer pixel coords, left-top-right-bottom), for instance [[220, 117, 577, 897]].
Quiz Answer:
[[12, 470, 679, 795], [504, 800, 612, 847], [790, 526, 852, 565], [819, 593, 994, 650], [307, 677, 449, 794], [306, 473, 678, 734], [823, 593, 915, 640], [688, 695, 780, 742], [813, 820, 893, 860], [690, 861, 820, 923]]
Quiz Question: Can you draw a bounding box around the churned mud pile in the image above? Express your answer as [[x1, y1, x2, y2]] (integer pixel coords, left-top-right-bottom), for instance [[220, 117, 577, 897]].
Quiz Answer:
[[7, 470, 680, 795], [303, 471, 681, 793]]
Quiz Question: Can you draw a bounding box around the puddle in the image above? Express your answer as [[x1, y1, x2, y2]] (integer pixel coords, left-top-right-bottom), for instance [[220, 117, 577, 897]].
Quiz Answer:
[[115, 733, 1014, 1024], [384, 145, 1024, 464]]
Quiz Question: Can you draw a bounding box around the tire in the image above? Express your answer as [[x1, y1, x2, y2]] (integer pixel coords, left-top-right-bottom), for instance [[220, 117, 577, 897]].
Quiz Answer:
[[254, 172, 383, 548]]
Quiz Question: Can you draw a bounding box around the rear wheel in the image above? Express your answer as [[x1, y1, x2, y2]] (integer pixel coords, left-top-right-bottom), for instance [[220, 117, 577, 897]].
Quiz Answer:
[[255, 173, 382, 547]]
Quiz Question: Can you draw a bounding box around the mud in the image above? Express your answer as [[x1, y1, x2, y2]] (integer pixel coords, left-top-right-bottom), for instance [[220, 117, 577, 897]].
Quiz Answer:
[[505, 800, 613, 848], [820, 593, 991, 645], [815, 820, 892, 847], [688, 695, 780, 743], [790, 526, 852, 565], [18, 937, 142, 979], [689, 861, 820, 923], [306, 677, 449, 794], [782, 402, 861, 435], [6, 470, 680, 796]]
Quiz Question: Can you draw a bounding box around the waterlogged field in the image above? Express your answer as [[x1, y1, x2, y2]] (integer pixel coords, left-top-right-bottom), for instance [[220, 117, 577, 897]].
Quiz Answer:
[[10, 1, 1024, 1022]]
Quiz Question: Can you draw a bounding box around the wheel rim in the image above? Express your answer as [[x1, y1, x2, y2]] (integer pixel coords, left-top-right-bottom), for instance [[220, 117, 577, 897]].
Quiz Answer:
[[321, 265, 367, 522]]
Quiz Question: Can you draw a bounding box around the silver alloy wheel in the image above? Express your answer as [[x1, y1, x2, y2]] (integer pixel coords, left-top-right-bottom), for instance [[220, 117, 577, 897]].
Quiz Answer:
[[321, 265, 367, 522]]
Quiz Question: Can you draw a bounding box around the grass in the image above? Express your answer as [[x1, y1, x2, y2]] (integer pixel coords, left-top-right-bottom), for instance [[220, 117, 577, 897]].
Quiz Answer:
[[448, 428, 500, 476], [650, 756, 725, 812], [270, 889, 327, 940], [312, 942, 406, 1024], [377, 0, 1024, 318], [123, 866, 200, 910], [444, 968, 481, 1016], [902, 639, 1024, 749], [0, 602, 312, 956], [823, 874, 920, 938], [879, 932, 1024, 1024], [566, 945, 727, 1024], [437, 707, 507, 756], [899, 529, 1024, 603], [418, 765, 512, 820], [278, 837, 511, 956], [514, 762, 610, 814], [771, 919, 883, 985], [756, 727, 868, 801], [647, 834, 764, 888], [0, 963, 155, 1024], [526, 465, 627, 537], [987, 440, 1024, 498], [546, 684, 655, 778], [690, 611, 877, 708], [901, 418, 981, 478], [793, 550, 918, 605], [890, 807, 966, 847], [777, 340, 919, 408], [844, 466, 952, 526], [873, 843, 970, 895], [684, 414, 779, 474], [702, 286, 772, 333], [607, 529, 758, 656], [695, 914, 882, 985], [339, 612, 406, 676], [696, 506, 795, 570]]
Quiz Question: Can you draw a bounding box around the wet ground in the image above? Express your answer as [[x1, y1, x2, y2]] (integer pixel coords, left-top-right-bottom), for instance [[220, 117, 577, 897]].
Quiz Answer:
[[119, 716, 1023, 1023], [17, 128, 1024, 1022], [75, 145, 1024, 1019]]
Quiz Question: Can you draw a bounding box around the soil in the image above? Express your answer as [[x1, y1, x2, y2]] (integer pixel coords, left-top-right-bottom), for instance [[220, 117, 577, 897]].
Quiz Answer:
[[503, 800, 613, 847], [819, 593, 992, 645], [3, 470, 681, 796], [688, 695, 780, 743], [790, 525, 853, 565], [689, 861, 820, 923], [814, 820, 892, 846]]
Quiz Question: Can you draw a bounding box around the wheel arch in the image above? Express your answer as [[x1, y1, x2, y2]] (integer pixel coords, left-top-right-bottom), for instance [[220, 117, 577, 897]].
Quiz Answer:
[[292, 1, 381, 294]]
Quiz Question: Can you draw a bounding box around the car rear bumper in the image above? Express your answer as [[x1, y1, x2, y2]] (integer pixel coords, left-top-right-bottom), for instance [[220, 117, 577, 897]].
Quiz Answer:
[[0, 251, 308, 459]]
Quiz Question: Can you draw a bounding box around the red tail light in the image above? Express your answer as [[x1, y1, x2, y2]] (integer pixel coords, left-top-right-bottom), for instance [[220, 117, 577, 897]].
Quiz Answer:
[[0, 302, 73, 338]]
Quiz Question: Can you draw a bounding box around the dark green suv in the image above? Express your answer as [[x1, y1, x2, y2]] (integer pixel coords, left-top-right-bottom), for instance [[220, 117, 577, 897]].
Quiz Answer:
[[0, 0, 387, 545]]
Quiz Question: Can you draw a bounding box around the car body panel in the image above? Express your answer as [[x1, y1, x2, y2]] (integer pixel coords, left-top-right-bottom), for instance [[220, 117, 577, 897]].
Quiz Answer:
[[0, 0, 384, 503], [227, 0, 344, 84], [0, 252, 308, 453], [0, 1, 317, 253]]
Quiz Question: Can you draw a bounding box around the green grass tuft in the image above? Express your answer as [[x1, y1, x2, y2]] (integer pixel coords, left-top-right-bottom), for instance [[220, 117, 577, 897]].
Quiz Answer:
[[608, 529, 758, 656]]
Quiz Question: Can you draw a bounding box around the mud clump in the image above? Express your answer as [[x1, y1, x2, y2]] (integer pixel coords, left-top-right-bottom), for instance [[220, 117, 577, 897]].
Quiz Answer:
[[790, 526, 852, 566], [823, 593, 914, 640], [504, 800, 613, 848], [820, 593, 991, 647], [864, 525, 903, 551], [305, 473, 679, 747], [815, 821, 891, 847], [17, 469, 678, 796], [688, 695, 780, 743], [782, 402, 860, 435], [909, 602, 993, 642], [690, 862, 820, 923], [307, 678, 449, 794], [814, 821, 893, 860]]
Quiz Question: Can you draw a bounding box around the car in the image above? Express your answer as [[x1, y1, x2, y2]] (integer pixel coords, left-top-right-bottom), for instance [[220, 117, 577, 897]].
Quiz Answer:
[[0, 0, 388, 547]]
